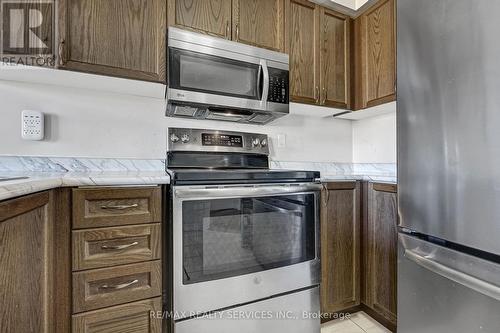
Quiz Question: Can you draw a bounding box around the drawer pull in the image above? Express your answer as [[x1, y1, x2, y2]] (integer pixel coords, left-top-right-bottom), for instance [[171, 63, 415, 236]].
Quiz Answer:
[[99, 279, 139, 290], [101, 241, 139, 251], [100, 203, 139, 210]]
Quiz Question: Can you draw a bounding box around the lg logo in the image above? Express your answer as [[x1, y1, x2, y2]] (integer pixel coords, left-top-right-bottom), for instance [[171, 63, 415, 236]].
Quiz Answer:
[[1, 0, 54, 65]]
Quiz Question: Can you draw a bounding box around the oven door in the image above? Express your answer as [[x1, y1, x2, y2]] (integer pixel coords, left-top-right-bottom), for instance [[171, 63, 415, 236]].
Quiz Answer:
[[172, 183, 321, 319]]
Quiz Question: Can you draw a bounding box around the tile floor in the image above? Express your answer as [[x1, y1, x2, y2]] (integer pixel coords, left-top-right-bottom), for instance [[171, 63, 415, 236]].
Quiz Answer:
[[321, 311, 391, 333]]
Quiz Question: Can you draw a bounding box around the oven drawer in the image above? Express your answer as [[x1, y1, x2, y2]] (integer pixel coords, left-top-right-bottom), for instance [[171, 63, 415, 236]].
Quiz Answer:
[[72, 224, 161, 271], [72, 187, 161, 229], [72, 297, 162, 333], [73, 261, 161, 313]]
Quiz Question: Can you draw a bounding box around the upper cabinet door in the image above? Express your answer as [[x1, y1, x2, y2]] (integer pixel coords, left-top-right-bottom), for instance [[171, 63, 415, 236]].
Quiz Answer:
[[168, 0, 232, 39], [232, 0, 285, 52], [320, 8, 350, 109], [286, 0, 320, 104], [355, 0, 396, 109], [58, 0, 167, 82]]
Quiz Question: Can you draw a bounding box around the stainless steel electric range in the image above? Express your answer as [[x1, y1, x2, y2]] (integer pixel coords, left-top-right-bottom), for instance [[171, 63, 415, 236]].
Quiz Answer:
[[163, 128, 321, 333]]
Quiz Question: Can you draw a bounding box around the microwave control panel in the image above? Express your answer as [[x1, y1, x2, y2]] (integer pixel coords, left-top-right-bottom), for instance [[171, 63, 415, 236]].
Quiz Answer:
[[267, 68, 289, 104]]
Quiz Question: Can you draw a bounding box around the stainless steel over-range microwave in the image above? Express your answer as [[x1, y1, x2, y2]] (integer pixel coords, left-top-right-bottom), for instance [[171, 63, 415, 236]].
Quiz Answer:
[[166, 27, 289, 125]]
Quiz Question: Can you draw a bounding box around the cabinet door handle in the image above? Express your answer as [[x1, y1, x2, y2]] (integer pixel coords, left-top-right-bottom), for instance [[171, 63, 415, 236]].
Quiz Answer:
[[315, 87, 319, 103], [100, 203, 139, 210], [99, 279, 139, 290], [101, 241, 139, 251], [58, 39, 66, 67], [236, 24, 240, 41], [225, 21, 230, 39], [322, 87, 327, 104]]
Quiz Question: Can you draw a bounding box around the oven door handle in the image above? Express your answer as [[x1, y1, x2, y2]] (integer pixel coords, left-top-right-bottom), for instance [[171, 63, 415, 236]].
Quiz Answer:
[[173, 183, 323, 199]]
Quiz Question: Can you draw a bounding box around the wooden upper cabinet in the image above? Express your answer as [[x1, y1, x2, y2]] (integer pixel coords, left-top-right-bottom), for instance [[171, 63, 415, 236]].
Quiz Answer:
[[287, 0, 320, 104], [320, 8, 351, 109], [232, 0, 285, 51], [363, 182, 398, 326], [58, 0, 167, 82], [354, 0, 396, 109], [168, 0, 232, 39], [321, 182, 361, 314]]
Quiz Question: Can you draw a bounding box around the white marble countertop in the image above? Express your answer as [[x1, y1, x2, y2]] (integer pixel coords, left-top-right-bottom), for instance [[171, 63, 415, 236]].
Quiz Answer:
[[0, 156, 397, 201], [0, 171, 170, 202], [320, 175, 397, 184]]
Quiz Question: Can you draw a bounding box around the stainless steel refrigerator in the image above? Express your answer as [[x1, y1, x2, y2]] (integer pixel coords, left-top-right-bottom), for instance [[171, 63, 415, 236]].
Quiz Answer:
[[398, 0, 500, 332]]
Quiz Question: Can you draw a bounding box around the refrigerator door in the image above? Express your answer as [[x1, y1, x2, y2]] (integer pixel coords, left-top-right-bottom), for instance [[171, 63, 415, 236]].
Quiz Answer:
[[398, 0, 500, 255], [399, 234, 500, 332]]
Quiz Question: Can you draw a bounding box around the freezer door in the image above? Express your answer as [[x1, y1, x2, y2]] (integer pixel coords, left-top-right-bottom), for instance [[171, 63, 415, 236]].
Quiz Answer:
[[399, 234, 500, 332], [398, 0, 500, 255], [174, 287, 320, 333]]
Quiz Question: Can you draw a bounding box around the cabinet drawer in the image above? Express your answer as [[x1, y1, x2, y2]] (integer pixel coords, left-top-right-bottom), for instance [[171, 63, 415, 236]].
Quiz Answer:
[[72, 297, 162, 333], [72, 187, 161, 229], [73, 224, 161, 271], [73, 261, 161, 313]]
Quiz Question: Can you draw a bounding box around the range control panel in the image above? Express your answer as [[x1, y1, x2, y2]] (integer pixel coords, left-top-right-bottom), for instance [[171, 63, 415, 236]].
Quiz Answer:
[[267, 67, 289, 104], [202, 133, 243, 147], [168, 128, 269, 155]]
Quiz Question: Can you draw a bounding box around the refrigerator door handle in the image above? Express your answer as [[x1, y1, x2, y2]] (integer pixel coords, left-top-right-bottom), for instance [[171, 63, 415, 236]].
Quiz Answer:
[[405, 249, 500, 301]]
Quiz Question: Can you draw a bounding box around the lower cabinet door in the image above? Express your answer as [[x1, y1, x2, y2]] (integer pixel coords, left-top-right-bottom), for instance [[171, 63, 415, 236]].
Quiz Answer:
[[363, 182, 398, 325], [72, 297, 162, 333], [321, 182, 361, 313]]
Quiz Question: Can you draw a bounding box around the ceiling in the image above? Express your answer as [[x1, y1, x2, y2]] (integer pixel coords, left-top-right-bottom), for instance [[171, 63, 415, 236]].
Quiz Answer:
[[331, 0, 369, 10]]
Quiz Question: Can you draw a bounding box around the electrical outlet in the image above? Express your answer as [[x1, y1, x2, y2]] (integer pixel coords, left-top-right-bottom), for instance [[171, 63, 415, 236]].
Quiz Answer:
[[21, 110, 44, 141], [277, 133, 287, 148]]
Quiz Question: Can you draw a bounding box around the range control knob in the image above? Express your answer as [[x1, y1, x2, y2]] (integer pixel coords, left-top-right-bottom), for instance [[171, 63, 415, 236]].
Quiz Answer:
[[260, 138, 268, 147], [170, 133, 179, 143], [181, 134, 190, 143], [252, 138, 261, 147]]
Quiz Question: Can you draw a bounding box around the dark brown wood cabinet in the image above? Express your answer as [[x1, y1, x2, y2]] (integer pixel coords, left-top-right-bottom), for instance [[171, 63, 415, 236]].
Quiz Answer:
[[0, 186, 163, 332], [287, 1, 350, 109], [168, 0, 285, 51], [232, 0, 285, 51], [321, 182, 361, 314], [168, 0, 232, 39], [353, 0, 396, 109], [321, 181, 397, 330], [320, 7, 351, 109], [362, 182, 398, 327], [58, 0, 167, 82], [0, 190, 71, 332], [287, 0, 320, 104]]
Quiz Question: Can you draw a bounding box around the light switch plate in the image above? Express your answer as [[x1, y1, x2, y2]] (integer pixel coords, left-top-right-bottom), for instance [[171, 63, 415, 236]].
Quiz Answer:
[[21, 110, 44, 140]]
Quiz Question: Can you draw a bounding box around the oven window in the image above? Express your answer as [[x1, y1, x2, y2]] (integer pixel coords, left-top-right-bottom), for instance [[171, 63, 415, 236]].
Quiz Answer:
[[169, 48, 261, 100], [182, 194, 316, 284]]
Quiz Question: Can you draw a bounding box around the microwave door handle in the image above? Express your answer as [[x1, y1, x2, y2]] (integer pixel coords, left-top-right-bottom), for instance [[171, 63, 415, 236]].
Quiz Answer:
[[260, 59, 269, 108]]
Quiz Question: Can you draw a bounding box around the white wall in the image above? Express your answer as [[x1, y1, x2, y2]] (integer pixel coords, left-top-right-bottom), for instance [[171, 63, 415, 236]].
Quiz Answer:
[[352, 108, 396, 163], [0, 80, 353, 162]]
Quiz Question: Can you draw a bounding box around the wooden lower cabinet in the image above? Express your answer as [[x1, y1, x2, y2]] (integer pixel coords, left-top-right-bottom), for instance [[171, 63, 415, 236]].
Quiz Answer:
[[72, 298, 162, 333], [362, 182, 398, 326], [0, 186, 163, 332], [71, 186, 163, 333], [321, 181, 397, 330], [321, 182, 361, 313], [0, 190, 72, 332]]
